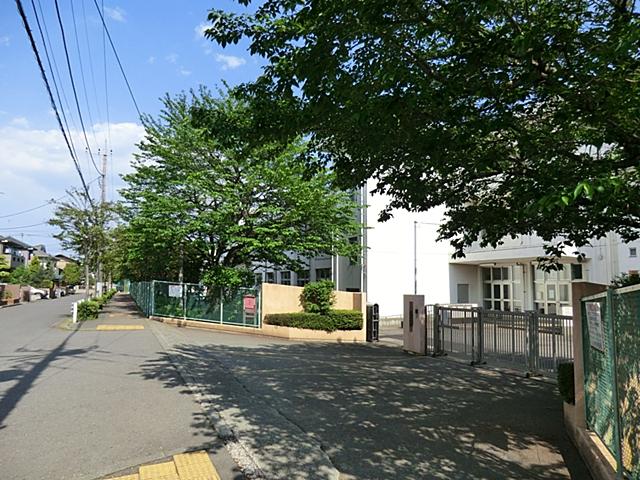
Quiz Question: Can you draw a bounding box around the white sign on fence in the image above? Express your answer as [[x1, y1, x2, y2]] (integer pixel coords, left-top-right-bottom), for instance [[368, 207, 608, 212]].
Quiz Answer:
[[586, 302, 605, 352], [168, 285, 183, 298]]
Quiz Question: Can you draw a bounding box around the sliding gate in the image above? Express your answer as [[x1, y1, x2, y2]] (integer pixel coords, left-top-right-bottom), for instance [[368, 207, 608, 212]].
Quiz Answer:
[[427, 305, 573, 375]]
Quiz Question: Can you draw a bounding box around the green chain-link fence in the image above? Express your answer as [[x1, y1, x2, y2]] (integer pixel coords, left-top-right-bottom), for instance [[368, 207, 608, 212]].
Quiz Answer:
[[583, 285, 640, 479], [129, 280, 260, 328]]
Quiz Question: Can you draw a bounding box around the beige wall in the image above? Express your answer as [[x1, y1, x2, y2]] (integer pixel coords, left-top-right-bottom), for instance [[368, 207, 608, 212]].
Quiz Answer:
[[260, 282, 367, 342], [261, 282, 365, 315]]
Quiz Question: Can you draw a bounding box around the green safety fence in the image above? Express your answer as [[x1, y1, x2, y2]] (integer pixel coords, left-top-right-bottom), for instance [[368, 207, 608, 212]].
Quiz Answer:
[[583, 286, 640, 479], [129, 280, 260, 328]]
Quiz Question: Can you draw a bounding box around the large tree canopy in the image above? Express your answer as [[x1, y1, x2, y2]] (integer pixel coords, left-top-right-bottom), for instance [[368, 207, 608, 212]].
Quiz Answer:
[[205, 0, 640, 259], [120, 88, 361, 289]]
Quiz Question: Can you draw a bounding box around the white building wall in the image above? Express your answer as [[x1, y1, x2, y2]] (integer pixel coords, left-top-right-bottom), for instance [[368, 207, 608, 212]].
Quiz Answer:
[[365, 188, 452, 317]]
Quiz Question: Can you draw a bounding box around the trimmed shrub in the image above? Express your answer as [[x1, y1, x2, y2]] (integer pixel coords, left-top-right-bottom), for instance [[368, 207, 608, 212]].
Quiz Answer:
[[78, 300, 100, 321], [300, 280, 335, 314], [557, 362, 575, 404], [265, 309, 362, 332]]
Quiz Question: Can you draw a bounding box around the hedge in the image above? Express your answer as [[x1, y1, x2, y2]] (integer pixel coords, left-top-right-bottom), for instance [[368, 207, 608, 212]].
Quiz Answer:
[[264, 310, 362, 332], [557, 362, 575, 404], [78, 300, 100, 321]]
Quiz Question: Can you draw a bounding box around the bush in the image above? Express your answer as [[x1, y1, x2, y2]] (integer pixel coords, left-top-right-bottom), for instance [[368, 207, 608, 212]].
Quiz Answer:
[[265, 309, 362, 332], [77, 300, 100, 321], [299, 280, 335, 314], [557, 362, 575, 404]]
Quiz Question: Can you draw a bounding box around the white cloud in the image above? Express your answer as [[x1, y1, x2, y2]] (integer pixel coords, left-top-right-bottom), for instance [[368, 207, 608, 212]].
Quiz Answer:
[[0, 121, 144, 254], [194, 22, 209, 39], [147, 56, 156, 64], [0, 121, 144, 196], [0, 36, 9, 47], [104, 6, 126, 23], [214, 53, 246, 70], [10, 117, 29, 128], [165, 53, 178, 64], [178, 67, 192, 77]]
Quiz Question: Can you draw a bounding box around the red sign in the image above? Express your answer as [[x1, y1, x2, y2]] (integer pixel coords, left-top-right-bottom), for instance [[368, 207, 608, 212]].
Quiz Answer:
[[243, 295, 256, 313]]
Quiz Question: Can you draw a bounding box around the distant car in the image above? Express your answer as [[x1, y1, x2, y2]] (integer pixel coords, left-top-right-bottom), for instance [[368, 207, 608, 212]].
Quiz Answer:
[[29, 286, 49, 300]]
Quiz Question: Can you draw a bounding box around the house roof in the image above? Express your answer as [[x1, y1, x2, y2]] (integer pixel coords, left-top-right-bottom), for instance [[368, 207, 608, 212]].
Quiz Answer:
[[33, 249, 55, 260], [0, 235, 32, 250], [55, 254, 77, 262]]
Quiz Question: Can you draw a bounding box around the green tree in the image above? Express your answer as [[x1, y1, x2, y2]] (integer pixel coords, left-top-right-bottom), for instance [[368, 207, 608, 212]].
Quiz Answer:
[[62, 262, 82, 286], [120, 88, 362, 290], [0, 255, 9, 282], [26, 257, 53, 288], [206, 0, 640, 260], [9, 266, 29, 285], [49, 189, 116, 291]]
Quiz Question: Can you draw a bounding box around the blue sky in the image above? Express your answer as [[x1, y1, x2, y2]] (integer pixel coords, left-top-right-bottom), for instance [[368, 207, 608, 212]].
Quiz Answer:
[[0, 0, 262, 254]]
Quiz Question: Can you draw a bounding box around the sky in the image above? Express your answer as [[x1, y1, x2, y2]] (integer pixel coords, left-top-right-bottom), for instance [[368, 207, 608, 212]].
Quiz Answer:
[[0, 0, 262, 254]]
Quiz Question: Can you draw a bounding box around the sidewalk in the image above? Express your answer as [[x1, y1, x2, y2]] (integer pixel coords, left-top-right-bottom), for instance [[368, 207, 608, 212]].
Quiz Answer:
[[73, 293, 147, 331]]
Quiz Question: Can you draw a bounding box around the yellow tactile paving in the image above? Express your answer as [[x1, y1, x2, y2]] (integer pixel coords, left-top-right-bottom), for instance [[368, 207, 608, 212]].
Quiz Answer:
[[108, 474, 139, 480], [173, 451, 221, 480], [96, 324, 145, 331], [138, 461, 179, 480]]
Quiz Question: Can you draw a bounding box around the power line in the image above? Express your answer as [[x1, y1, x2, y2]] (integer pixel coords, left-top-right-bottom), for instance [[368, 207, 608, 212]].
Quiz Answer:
[[53, 0, 102, 177], [69, 0, 99, 149], [101, 0, 111, 150], [81, 0, 103, 129], [0, 193, 68, 219], [93, 0, 141, 118], [30, 0, 80, 163], [0, 221, 49, 231], [14, 0, 91, 200]]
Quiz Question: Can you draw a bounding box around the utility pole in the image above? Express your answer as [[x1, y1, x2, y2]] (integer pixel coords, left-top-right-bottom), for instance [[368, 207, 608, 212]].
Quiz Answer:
[[414, 221, 417, 295], [96, 149, 108, 294]]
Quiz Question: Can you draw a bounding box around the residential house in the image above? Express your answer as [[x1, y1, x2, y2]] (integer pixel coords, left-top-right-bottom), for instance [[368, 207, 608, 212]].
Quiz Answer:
[[54, 254, 76, 278], [0, 236, 32, 269]]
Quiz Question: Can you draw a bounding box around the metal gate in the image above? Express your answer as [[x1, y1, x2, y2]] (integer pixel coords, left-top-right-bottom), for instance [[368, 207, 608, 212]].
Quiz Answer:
[[426, 305, 573, 375]]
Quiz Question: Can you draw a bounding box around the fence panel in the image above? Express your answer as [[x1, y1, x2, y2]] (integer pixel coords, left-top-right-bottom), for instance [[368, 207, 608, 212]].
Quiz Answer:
[[129, 281, 260, 329], [612, 287, 640, 479], [429, 305, 573, 375], [582, 293, 621, 469]]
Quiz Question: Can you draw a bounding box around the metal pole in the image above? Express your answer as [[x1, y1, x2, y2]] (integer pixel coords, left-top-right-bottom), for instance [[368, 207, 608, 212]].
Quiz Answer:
[[414, 221, 417, 295], [606, 289, 624, 479]]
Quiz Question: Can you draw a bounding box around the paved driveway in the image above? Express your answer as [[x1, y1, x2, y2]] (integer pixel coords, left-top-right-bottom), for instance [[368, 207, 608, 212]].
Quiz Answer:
[[146, 322, 591, 480]]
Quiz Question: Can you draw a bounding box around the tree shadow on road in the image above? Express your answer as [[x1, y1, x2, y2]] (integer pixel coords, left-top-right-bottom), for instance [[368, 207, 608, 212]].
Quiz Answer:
[[135, 338, 591, 480], [0, 330, 92, 429]]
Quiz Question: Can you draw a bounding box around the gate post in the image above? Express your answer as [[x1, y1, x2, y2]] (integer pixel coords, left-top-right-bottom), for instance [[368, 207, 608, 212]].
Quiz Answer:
[[527, 311, 540, 375], [433, 305, 442, 356], [475, 307, 484, 365]]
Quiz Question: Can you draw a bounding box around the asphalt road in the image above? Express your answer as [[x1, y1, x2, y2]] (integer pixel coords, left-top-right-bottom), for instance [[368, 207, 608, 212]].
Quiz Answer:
[[0, 295, 239, 480]]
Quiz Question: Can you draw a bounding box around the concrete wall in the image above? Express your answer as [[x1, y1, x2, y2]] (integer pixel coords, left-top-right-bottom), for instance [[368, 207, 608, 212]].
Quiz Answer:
[[261, 282, 367, 342], [261, 282, 365, 315]]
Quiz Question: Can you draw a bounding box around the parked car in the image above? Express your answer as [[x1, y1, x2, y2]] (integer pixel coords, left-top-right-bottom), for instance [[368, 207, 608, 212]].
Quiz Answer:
[[29, 286, 49, 300]]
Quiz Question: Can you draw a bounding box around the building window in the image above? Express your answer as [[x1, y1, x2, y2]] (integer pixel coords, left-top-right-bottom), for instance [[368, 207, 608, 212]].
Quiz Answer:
[[265, 272, 275, 283], [315, 268, 331, 281], [481, 265, 523, 311], [457, 284, 470, 304], [630, 247, 637, 258], [280, 271, 291, 285], [296, 270, 310, 286], [254, 273, 263, 285], [571, 264, 583, 280], [533, 266, 572, 315]]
